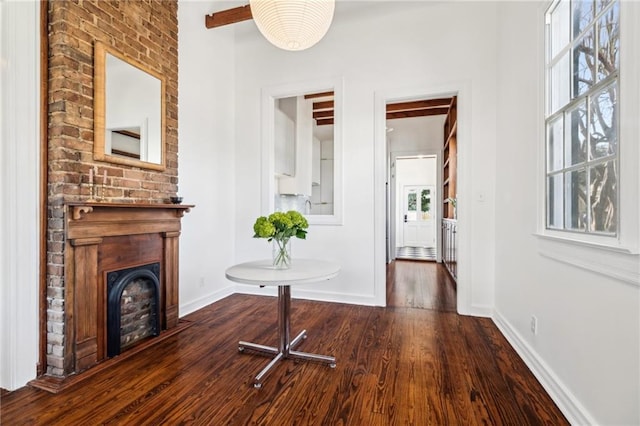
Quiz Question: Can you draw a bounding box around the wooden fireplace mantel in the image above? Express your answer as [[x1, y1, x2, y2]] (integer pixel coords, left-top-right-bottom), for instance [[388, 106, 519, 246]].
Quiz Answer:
[[63, 202, 194, 376], [68, 202, 193, 223]]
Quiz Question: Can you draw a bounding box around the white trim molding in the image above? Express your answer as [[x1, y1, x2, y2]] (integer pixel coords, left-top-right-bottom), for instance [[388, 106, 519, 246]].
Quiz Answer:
[[537, 234, 639, 287], [234, 284, 379, 307], [0, 0, 41, 391], [259, 76, 344, 226], [179, 285, 236, 317], [493, 310, 597, 426]]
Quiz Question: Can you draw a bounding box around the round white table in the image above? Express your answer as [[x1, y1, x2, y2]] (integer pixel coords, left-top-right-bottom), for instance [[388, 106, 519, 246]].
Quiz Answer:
[[225, 259, 340, 388]]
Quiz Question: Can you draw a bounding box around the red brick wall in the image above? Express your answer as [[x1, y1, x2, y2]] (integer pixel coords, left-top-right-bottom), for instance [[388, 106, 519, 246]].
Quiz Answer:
[[46, 0, 178, 376]]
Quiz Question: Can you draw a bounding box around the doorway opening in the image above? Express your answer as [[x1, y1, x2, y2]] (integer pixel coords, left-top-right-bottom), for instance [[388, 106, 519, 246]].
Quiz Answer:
[[394, 157, 437, 261], [385, 97, 450, 265], [380, 92, 459, 311]]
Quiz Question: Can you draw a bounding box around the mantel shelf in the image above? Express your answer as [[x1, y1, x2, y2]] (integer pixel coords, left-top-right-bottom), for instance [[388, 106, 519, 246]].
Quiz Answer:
[[66, 202, 195, 239], [68, 202, 194, 221], [67, 201, 194, 209]]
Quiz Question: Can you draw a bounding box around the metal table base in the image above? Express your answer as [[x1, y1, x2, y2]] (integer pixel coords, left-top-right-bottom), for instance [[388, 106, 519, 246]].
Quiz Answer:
[[238, 285, 336, 388]]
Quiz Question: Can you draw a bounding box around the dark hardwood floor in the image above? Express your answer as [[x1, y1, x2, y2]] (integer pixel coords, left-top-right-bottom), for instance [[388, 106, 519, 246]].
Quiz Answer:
[[387, 260, 457, 312], [1, 265, 568, 425]]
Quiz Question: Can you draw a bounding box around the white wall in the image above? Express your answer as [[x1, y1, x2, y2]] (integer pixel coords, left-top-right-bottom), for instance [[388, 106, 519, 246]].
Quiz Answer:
[[232, 1, 498, 310], [494, 2, 640, 425], [177, 0, 238, 315], [387, 115, 445, 154], [0, 0, 41, 391]]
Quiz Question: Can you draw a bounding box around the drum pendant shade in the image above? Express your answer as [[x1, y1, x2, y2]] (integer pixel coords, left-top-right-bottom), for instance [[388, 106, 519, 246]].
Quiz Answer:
[[249, 0, 335, 51]]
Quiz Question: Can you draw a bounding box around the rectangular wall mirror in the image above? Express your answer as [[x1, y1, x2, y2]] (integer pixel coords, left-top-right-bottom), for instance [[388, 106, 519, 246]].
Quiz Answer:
[[261, 78, 343, 225], [94, 42, 166, 171]]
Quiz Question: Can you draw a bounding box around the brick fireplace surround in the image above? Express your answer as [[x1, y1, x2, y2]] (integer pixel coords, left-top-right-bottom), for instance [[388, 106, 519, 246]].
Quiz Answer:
[[39, 0, 182, 391]]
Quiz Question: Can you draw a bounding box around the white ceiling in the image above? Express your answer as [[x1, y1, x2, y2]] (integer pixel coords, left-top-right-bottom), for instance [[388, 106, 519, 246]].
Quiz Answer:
[[217, 1, 442, 40]]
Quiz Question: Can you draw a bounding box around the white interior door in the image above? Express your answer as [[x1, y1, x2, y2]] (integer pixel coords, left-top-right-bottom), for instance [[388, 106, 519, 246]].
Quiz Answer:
[[401, 185, 435, 247]]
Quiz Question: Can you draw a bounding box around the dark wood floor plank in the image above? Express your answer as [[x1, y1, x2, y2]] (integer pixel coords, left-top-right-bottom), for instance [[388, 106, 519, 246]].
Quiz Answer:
[[1, 262, 567, 425], [387, 260, 457, 311]]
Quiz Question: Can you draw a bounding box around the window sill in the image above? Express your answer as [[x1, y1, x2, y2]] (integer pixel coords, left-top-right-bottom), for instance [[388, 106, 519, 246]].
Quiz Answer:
[[535, 231, 638, 254], [534, 232, 640, 287]]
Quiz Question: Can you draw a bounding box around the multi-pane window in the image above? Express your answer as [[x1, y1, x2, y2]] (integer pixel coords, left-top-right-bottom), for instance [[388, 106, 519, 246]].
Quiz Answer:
[[545, 0, 619, 235]]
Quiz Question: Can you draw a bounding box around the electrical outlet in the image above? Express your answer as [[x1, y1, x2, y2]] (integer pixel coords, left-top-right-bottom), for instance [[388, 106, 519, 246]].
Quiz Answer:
[[199, 277, 205, 287], [530, 315, 538, 335]]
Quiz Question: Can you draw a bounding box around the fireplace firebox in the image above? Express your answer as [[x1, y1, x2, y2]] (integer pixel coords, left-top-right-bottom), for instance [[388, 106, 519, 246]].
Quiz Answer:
[[107, 263, 161, 357]]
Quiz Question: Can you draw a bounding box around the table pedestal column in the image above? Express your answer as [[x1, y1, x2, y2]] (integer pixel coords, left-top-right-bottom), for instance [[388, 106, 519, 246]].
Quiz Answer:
[[238, 285, 336, 388]]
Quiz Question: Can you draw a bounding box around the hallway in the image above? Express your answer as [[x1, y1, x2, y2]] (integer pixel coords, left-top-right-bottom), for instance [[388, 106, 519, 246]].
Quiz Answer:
[[395, 246, 436, 261], [386, 260, 457, 312]]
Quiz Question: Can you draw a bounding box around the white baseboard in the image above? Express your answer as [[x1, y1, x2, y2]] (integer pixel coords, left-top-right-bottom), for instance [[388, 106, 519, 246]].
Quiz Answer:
[[459, 303, 493, 318], [293, 288, 379, 306], [234, 284, 379, 306], [179, 285, 235, 317], [492, 310, 595, 425]]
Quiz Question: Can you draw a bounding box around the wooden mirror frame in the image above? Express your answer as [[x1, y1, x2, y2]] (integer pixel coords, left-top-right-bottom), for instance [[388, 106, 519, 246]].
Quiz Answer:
[[93, 41, 166, 171]]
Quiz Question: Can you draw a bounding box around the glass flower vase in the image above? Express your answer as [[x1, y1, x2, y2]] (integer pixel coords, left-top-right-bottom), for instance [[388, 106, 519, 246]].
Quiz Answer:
[[272, 238, 292, 269]]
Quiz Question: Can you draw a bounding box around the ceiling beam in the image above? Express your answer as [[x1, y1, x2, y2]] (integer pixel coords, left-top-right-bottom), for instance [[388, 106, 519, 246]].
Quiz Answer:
[[310, 94, 335, 125], [308, 94, 452, 124], [316, 118, 334, 126], [386, 107, 450, 120], [311, 96, 452, 125], [313, 110, 333, 119], [313, 100, 334, 110], [386, 98, 452, 112], [205, 5, 252, 29], [304, 91, 334, 99]]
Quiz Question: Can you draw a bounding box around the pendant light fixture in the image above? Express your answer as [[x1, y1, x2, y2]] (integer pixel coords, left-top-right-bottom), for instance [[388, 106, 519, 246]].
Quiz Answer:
[[249, 0, 335, 51]]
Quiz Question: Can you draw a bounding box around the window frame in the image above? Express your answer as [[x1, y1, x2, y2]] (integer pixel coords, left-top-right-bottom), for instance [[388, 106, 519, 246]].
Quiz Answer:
[[544, 0, 620, 237], [536, 0, 640, 285]]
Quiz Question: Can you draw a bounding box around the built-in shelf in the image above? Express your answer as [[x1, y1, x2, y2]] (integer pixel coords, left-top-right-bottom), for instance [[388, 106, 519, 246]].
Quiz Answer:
[[442, 97, 457, 280], [442, 96, 457, 219], [446, 120, 457, 144], [442, 218, 457, 283]]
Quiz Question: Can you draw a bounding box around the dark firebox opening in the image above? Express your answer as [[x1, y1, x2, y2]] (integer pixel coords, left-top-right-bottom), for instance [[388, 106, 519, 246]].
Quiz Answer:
[[107, 263, 161, 357]]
